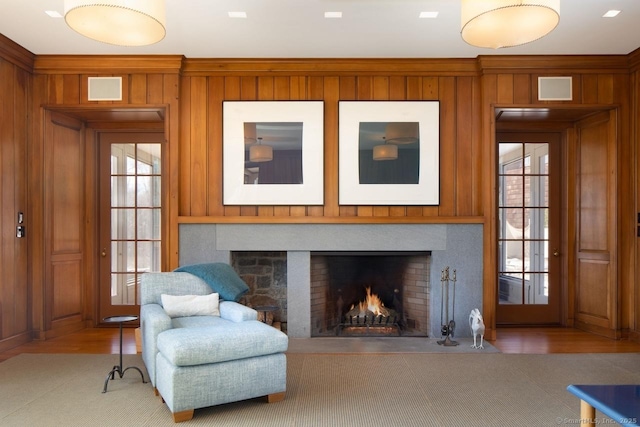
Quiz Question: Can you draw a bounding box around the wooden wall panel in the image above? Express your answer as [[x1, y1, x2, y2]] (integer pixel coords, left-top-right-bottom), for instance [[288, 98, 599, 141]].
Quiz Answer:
[[173, 65, 635, 225], [634, 65, 640, 342], [178, 76, 192, 215], [438, 77, 457, 217], [176, 72, 488, 221], [188, 77, 208, 217], [577, 259, 611, 324], [51, 260, 82, 320], [0, 59, 30, 346], [207, 77, 225, 217], [456, 76, 475, 216]]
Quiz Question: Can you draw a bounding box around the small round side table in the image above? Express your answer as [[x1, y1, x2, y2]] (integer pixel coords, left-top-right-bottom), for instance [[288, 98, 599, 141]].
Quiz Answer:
[[102, 315, 146, 393]]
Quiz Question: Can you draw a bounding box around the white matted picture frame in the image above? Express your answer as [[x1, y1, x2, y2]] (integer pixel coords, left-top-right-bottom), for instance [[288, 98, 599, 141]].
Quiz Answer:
[[338, 101, 440, 205], [223, 101, 324, 205]]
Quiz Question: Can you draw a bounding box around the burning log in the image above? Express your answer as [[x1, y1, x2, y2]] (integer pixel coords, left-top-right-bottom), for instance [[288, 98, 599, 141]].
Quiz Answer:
[[344, 287, 398, 326]]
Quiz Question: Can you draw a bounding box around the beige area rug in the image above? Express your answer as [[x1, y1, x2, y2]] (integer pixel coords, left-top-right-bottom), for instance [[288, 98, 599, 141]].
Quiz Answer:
[[0, 352, 639, 426], [287, 336, 501, 353]]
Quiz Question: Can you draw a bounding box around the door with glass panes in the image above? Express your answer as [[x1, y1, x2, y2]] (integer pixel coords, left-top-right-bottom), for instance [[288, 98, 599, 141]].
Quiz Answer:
[[99, 132, 164, 320], [497, 132, 561, 325]]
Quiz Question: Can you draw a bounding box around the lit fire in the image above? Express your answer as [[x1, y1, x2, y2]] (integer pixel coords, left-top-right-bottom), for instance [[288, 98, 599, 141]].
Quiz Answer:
[[351, 287, 390, 317]]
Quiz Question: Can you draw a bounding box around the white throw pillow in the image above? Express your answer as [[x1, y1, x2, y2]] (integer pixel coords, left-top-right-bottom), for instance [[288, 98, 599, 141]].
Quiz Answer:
[[161, 293, 220, 318]]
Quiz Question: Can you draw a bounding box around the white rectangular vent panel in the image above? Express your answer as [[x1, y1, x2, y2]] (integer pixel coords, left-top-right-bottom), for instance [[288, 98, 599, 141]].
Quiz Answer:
[[538, 77, 572, 101], [88, 77, 122, 101]]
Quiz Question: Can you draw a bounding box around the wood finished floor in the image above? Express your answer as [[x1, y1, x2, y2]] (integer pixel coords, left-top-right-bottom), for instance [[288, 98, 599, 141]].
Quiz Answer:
[[1, 327, 639, 362]]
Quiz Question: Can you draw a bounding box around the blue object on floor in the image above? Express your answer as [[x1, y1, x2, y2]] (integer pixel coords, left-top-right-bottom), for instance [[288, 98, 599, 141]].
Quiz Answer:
[[567, 384, 640, 426]]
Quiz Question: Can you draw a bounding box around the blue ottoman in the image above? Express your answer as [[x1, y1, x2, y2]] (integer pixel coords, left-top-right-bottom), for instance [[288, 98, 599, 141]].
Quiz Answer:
[[155, 321, 288, 422]]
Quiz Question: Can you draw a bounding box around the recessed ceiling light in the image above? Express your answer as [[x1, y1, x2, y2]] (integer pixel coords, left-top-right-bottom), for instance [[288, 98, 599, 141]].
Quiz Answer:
[[603, 10, 621, 18], [324, 11, 342, 18], [419, 11, 439, 19], [228, 11, 247, 18], [45, 10, 63, 18]]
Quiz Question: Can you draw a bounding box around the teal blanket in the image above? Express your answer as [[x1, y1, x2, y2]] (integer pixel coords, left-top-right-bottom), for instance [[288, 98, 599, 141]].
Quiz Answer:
[[174, 263, 249, 302]]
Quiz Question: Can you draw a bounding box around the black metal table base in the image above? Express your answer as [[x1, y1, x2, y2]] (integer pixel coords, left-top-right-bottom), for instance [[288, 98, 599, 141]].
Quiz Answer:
[[103, 365, 146, 393], [102, 315, 147, 393]]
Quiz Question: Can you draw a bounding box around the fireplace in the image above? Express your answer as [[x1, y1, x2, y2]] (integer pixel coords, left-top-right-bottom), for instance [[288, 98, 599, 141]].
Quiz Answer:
[[310, 252, 430, 337], [179, 223, 483, 339]]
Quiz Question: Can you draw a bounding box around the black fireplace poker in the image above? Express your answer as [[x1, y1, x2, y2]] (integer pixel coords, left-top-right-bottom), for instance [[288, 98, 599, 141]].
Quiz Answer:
[[437, 266, 459, 346]]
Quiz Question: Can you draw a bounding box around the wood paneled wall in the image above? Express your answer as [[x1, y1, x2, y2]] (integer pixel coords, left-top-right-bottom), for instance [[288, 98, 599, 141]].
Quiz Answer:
[[0, 33, 638, 347], [29, 56, 183, 332], [177, 62, 483, 221], [630, 49, 640, 342], [0, 35, 32, 351], [479, 55, 634, 338]]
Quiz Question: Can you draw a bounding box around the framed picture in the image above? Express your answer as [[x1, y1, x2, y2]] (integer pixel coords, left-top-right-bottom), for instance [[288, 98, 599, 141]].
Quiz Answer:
[[338, 101, 440, 205], [223, 101, 324, 205]]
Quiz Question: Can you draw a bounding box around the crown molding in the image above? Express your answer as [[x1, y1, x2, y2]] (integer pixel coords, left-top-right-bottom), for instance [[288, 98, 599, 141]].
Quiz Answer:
[[33, 55, 185, 75], [0, 34, 35, 72]]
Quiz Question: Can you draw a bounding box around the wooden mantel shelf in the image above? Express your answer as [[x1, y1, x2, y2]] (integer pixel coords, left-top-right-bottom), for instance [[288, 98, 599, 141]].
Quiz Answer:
[[177, 216, 486, 225]]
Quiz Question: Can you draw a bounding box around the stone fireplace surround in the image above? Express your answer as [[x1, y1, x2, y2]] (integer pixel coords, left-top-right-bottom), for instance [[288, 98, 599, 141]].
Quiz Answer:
[[179, 223, 483, 339]]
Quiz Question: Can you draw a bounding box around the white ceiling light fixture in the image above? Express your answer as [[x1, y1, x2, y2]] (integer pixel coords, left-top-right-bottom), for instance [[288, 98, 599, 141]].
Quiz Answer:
[[64, 0, 166, 46], [250, 138, 273, 162], [460, 0, 560, 49], [373, 138, 398, 161]]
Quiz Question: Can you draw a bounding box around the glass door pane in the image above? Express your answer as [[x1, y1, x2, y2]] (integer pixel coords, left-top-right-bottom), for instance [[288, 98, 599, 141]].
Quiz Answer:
[[498, 142, 549, 306], [110, 143, 162, 306]]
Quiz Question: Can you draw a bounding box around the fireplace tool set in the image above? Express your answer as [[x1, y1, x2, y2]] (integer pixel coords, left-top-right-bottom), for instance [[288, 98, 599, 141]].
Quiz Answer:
[[437, 266, 459, 346]]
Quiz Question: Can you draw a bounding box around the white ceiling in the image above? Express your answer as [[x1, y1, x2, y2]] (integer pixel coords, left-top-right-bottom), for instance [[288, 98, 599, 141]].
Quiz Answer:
[[1, 0, 639, 59]]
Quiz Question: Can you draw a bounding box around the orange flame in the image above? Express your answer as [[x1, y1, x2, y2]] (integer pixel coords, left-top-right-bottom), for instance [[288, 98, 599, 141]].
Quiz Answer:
[[357, 287, 387, 316]]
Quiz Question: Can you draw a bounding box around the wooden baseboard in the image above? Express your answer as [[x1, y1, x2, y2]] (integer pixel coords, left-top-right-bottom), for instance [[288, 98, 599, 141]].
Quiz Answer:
[[574, 321, 620, 340], [0, 332, 32, 353], [43, 319, 86, 340]]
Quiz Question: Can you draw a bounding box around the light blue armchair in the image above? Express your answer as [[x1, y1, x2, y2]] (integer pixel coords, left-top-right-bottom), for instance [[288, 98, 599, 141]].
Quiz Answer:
[[140, 271, 288, 422]]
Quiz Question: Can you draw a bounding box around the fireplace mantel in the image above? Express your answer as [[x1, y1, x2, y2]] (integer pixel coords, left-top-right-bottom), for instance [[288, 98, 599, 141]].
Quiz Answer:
[[179, 223, 483, 338]]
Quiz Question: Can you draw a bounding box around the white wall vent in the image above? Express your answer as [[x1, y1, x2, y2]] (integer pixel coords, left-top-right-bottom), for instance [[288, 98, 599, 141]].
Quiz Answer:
[[88, 77, 122, 101], [538, 77, 572, 101]]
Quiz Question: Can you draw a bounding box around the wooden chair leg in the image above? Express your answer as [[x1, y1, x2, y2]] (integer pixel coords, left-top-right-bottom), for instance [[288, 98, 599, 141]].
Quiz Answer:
[[153, 387, 159, 396], [266, 392, 286, 403], [172, 409, 194, 423]]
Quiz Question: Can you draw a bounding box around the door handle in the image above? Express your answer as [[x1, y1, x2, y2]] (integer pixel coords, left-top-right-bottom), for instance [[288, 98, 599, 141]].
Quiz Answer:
[[553, 249, 559, 257], [101, 248, 107, 257]]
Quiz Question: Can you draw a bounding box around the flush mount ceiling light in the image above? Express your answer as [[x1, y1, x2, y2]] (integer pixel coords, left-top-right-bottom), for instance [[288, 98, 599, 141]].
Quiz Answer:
[[250, 138, 273, 162], [64, 0, 166, 46], [460, 0, 560, 49], [373, 138, 398, 161], [385, 122, 419, 145]]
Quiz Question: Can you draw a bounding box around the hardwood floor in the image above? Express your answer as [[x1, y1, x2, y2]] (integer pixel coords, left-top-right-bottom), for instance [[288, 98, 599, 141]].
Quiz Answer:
[[1, 326, 639, 362], [493, 328, 640, 354], [0, 327, 138, 362]]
